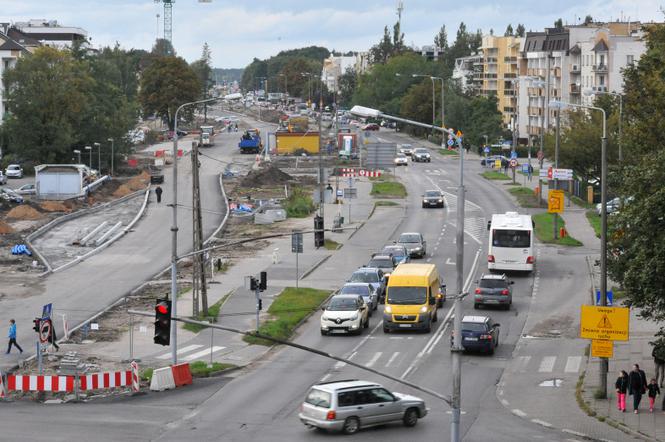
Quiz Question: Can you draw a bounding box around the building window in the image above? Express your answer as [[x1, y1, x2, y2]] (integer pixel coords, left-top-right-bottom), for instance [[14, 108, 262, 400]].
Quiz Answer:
[[599, 76, 605, 86], [627, 54, 634, 65]]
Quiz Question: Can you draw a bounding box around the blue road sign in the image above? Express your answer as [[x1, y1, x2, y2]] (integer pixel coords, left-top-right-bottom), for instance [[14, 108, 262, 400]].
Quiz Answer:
[[521, 164, 529, 174], [42, 303, 52, 319], [595, 290, 613, 306], [510, 151, 518, 159], [484, 147, 490, 153], [447, 139, 454, 147]]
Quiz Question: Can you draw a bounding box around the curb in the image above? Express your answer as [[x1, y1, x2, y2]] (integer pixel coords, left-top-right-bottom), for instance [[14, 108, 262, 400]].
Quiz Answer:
[[203, 171, 230, 245], [300, 254, 332, 279]]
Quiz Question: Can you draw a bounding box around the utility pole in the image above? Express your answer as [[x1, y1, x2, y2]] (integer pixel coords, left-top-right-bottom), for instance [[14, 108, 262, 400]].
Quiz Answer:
[[191, 141, 208, 316], [318, 82, 325, 220], [553, 108, 560, 239]]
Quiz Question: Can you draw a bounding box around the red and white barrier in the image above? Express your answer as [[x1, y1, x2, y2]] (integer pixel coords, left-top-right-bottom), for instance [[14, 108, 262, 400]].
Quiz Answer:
[[131, 361, 140, 393], [0, 370, 6, 398], [6, 374, 75, 392], [79, 371, 132, 391]]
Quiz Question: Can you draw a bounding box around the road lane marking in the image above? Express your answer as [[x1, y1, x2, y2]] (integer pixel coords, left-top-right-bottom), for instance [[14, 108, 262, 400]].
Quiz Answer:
[[385, 352, 400, 367], [320, 373, 332, 382], [156, 344, 203, 359], [530, 419, 553, 428], [446, 258, 455, 265], [564, 356, 582, 373], [333, 361, 346, 369], [538, 356, 556, 373], [365, 352, 382, 368], [499, 398, 509, 407], [181, 346, 226, 362], [512, 409, 527, 418]]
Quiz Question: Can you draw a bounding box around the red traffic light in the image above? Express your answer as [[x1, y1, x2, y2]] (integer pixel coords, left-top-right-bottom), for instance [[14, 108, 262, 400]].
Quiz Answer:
[[156, 304, 169, 315]]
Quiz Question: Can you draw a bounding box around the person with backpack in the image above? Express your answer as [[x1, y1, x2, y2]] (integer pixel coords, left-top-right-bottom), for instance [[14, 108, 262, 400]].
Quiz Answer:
[[628, 363, 648, 413]]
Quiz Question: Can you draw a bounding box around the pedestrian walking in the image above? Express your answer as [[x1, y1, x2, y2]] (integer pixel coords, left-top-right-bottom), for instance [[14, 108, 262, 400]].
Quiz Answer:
[[527, 163, 534, 182], [615, 369, 629, 412], [628, 363, 648, 413], [647, 378, 660, 412], [6, 319, 23, 354], [653, 342, 665, 387], [155, 186, 163, 204]]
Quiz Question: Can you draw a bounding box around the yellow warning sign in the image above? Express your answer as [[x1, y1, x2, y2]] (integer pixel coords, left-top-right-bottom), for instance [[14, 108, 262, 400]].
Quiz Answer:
[[494, 159, 502, 169], [580, 305, 629, 341], [591, 339, 614, 358], [548, 189, 564, 213]]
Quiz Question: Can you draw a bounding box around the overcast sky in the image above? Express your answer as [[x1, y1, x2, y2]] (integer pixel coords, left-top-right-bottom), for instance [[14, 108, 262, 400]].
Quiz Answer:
[[1, 0, 662, 68]]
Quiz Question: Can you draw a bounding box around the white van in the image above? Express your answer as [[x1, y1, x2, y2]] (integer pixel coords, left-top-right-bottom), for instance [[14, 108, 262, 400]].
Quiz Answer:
[[487, 212, 534, 272]]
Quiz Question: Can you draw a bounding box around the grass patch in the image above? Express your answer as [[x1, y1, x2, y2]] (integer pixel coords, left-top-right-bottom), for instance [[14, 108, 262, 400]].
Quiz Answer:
[[324, 238, 340, 250], [586, 210, 601, 238], [508, 186, 540, 208], [243, 287, 331, 346], [140, 368, 153, 382], [575, 371, 597, 417], [371, 181, 407, 198], [481, 170, 511, 180], [572, 195, 594, 209], [438, 148, 459, 156], [189, 361, 236, 377], [284, 187, 315, 218], [533, 212, 583, 246], [183, 292, 233, 333], [374, 200, 399, 207]]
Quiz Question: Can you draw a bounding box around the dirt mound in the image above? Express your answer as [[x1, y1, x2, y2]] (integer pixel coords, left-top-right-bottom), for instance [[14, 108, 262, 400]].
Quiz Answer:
[[0, 220, 14, 234], [127, 171, 150, 190], [40, 201, 72, 213], [113, 184, 133, 198], [6, 205, 42, 220], [240, 165, 293, 187]]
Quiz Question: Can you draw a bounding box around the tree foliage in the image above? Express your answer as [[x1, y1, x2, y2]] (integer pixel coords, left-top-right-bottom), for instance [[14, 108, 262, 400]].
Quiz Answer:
[[139, 56, 200, 130], [337, 67, 357, 107], [434, 25, 449, 51], [504, 24, 514, 36], [515, 24, 526, 37]]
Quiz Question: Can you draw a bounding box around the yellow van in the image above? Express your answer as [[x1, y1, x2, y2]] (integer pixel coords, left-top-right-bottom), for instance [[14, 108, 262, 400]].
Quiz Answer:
[[383, 263, 444, 333]]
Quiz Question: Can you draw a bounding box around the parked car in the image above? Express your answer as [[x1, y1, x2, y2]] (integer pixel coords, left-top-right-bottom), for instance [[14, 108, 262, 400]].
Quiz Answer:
[[299, 380, 428, 434], [320, 294, 369, 336], [394, 153, 408, 166], [362, 123, 380, 131], [366, 253, 396, 278], [422, 190, 444, 208], [451, 315, 500, 354], [380, 244, 410, 265], [0, 171, 6, 185], [0, 188, 24, 203], [474, 274, 513, 310], [596, 196, 633, 216], [411, 148, 431, 163], [396, 232, 427, 259], [399, 144, 414, 156], [13, 183, 36, 195], [348, 268, 386, 302], [339, 283, 378, 313], [481, 155, 509, 168], [5, 164, 23, 178]]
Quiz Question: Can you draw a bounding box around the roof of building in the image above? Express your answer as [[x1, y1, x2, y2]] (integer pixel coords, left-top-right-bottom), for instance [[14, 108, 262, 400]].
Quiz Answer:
[[593, 39, 609, 52], [0, 38, 25, 51]]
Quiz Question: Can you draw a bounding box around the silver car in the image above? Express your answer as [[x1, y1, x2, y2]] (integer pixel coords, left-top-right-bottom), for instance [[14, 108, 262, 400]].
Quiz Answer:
[[339, 283, 378, 313], [299, 380, 428, 434]]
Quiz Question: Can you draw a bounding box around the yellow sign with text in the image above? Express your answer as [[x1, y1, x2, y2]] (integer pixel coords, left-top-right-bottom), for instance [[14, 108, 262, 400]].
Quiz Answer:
[[591, 339, 614, 358], [494, 159, 502, 169], [580, 305, 629, 341], [548, 189, 565, 213]]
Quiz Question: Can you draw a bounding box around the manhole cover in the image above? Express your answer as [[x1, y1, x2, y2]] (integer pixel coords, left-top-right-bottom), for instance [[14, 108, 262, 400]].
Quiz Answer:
[[539, 379, 563, 387]]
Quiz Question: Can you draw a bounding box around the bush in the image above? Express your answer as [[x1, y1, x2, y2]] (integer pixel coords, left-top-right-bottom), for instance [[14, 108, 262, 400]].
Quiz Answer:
[[284, 187, 315, 218]]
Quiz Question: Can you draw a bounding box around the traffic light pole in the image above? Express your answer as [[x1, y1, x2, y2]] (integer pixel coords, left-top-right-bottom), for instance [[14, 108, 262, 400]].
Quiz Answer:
[[255, 285, 261, 332]]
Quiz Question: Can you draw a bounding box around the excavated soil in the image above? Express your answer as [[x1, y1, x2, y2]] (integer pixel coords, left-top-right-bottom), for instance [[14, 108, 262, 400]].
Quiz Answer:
[[240, 165, 293, 187], [5, 205, 42, 220], [40, 201, 72, 213], [0, 220, 14, 234]]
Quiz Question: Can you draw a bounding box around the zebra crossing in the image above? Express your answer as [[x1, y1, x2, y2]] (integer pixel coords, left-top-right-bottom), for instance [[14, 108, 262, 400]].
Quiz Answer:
[[512, 355, 583, 374], [155, 344, 228, 362]]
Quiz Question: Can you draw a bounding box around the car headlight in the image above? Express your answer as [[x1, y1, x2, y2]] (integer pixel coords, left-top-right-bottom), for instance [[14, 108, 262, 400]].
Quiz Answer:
[[438, 199, 443, 203], [414, 246, 422, 251], [385, 305, 392, 313], [420, 306, 428, 313], [350, 313, 359, 321], [321, 315, 329, 321]]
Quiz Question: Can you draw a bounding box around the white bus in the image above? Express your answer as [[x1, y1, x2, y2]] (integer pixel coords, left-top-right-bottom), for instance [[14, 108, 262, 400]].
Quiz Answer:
[[487, 212, 535, 272]]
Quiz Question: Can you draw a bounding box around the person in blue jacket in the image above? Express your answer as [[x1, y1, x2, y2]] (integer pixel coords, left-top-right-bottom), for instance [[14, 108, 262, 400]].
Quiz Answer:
[[6, 319, 23, 354]]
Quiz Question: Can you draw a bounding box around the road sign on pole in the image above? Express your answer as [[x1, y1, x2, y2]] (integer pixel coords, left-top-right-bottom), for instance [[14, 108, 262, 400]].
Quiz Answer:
[[494, 159, 502, 169], [39, 319, 51, 344], [484, 147, 490, 154], [510, 151, 518, 160], [591, 339, 614, 358], [580, 305, 629, 341], [509, 158, 518, 168], [447, 139, 454, 147], [596, 290, 614, 306], [548, 190, 564, 213], [42, 303, 52, 320], [291, 232, 303, 253]]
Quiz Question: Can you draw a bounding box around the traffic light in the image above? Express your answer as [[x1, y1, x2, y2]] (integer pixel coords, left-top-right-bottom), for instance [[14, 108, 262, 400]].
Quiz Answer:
[[249, 276, 259, 291], [32, 318, 41, 333], [259, 271, 267, 291], [153, 299, 172, 346], [314, 215, 324, 248], [257, 299, 263, 311]]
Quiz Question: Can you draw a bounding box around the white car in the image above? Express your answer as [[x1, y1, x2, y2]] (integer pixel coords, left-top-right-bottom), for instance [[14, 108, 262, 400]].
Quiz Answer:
[[320, 294, 369, 336], [5, 164, 23, 178], [14, 183, 36, 195], [399, 144, 414, 156], [394, 153, 409, 166]]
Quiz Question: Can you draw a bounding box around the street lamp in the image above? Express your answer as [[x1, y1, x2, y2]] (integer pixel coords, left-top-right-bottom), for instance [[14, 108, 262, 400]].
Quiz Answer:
[[550, 99, 609, 396], [256, 76, 266, 121], [396, 73, 445, 147], [301, 72, 313, 106], [583, 88, 623, 161], [84, 145, 92, 169], [350, 104, 465, 442], [73, 149, 81, 164], [107, 138, 115, 176], [93, 142, 101, 173]]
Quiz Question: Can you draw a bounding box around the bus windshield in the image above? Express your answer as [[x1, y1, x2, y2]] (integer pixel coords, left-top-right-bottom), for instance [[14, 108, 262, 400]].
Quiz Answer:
[[492, 229, 530, 248]]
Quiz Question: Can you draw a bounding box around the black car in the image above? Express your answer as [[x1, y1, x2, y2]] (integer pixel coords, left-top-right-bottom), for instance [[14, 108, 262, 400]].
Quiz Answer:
[[451, 315, 500, 354], [422, 190, 445, 208]]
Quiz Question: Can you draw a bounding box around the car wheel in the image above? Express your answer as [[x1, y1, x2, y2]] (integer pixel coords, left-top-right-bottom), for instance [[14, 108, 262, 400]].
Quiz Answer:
[[364, 317, 369, 329], [320, 329, 327, 336], [423, 319, 431, 333], [503, 304, 510, 311], [383, 326, 390, 334], [433, 311, 438, 322], [342, 417, 360, 434], [489, 346, 495, 355], [422, 203, 426, 208], [403, 408, 419, 427]]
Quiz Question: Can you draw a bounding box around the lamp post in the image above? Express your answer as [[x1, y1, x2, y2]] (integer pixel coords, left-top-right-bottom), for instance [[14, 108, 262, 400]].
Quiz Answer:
[[107, 138, 115, 176], [93, 142, 101, 173], [301, 72, 313, 107], [350, 104, 465, 442], [85, 145, 92, 169], [256, 77, 266, 122], [550, 99, 608, 395], [73, 149, 81, 164], [170, 97, 218, 366], [583, 88, 623, 161]]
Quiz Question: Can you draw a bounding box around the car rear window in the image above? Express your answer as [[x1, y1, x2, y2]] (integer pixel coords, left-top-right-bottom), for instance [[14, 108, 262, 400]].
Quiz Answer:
[[382, 247, 405, 258], [340, 285, 369, 296], [350, 271, 378, 283], [462, 322, 488, 333], [305, 388, 331, 408], [479, 279, 507, 289]]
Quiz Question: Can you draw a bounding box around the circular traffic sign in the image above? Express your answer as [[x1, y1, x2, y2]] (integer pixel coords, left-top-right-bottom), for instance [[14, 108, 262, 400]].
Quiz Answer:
[[510, 159, 518, 168], [39, 319, 51, 344]]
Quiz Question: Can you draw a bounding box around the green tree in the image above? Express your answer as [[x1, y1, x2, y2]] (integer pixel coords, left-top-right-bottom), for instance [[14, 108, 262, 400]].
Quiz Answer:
[[515, 24, 526, 37], [370, 26, 394, 64], [504, 24, 514, 36], [152, 38, 175, 56], [434, 25, 449, 51], [554, 18, 564, 29], [584, 15, 593, 25], [139, 56, 201, 130], [338, 67, 357, 107]]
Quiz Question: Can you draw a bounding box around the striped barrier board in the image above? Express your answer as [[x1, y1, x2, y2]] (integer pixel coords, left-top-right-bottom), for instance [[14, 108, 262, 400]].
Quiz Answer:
[[79, 371, 132, 391], [7, 375, 75, 392]]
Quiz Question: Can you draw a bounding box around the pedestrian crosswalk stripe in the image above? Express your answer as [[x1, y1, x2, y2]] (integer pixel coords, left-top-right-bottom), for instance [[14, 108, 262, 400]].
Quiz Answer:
[[365, 352, 382, 368], [156, 344, 204, 360], [564, 356, 582, 373], [333, 361, 347, 369], [181, 346, 226, 362], [538, 356, 556, 372], [385, 352, 400, 367]]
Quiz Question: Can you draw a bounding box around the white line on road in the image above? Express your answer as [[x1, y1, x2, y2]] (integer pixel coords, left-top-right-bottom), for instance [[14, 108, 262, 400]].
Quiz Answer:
[[320, 373, 332, 382], [365, 352, 382, 368], [156, 344, 203, 359], [564, 356, 582, 373], [500, 398, 510, 407], [181, 346, 226, 362], [512, 409, 527, 418], [385, 352, 400, 367], [538, 356, 556, 373], [562, 429, 589, 438], [530, 419, 553, 428], [445, 258, 455, 266], [333, 361, 346, 370]]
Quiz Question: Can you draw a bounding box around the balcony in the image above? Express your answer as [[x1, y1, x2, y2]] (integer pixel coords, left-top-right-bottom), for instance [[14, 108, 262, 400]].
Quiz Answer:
[[484, 73, 498, 79], [503, 73, 517, 79], [484, 57, 498, 64], [504, 56, 517, 63], [592, 64, 608, 73], [570, 64, 580, 73], [570, 84, 581, 94], [528, 106, 544, 116]]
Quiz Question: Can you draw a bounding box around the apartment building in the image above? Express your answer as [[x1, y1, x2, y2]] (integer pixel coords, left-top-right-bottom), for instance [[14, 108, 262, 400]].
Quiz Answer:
[[0, 28, 30, 125], [451, 52, 483, 93], [479, 35, 522, 127], [321, 53, 370, 92]]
